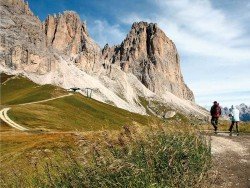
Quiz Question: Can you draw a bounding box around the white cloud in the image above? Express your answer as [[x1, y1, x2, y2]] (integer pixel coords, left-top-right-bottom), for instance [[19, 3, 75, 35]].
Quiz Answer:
[[157, 0, 250, 63], [158, 0, 244, 42], [88, 20, 125, 47], [157, 20, 250, 63]]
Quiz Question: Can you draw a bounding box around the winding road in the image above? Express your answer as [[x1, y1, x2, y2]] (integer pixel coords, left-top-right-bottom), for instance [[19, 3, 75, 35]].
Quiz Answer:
[[0, 93, 73, 131]]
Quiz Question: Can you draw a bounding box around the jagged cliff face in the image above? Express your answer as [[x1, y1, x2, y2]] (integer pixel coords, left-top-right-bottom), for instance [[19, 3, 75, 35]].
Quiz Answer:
[[1, 0, 205, 117], [43, 11, 102, 73], [0, 0, 51, 74], [102, 22, 194, 101]]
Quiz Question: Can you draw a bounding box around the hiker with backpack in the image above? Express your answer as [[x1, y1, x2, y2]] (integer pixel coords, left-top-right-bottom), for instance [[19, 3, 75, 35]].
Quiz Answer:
[[228, 105, 240, 136], [210, 101, 222, 134]]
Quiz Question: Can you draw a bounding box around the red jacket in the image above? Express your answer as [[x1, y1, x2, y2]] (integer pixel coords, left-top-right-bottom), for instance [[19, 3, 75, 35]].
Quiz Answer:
[[210, 104, 221, 118]]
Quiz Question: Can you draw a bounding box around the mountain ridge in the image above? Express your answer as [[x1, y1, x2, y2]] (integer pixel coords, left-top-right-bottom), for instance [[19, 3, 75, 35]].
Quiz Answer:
[[0, 0, 208, 118]]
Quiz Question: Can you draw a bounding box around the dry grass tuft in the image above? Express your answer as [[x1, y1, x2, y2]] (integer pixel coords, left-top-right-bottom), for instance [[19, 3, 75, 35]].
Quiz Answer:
[[1, 123, 211, 188]]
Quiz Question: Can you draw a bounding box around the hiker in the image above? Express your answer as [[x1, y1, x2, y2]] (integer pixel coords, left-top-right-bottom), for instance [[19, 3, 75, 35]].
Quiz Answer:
[[210, 101, 221, 133], [229, 105, 240, 136]]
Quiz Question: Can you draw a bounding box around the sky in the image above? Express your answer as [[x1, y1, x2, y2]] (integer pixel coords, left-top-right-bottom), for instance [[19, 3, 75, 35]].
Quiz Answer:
[[27, 0, 250, 108]]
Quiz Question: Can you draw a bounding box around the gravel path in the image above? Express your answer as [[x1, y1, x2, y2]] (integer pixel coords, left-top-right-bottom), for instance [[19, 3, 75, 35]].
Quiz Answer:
[[210, 133, 250, 188]]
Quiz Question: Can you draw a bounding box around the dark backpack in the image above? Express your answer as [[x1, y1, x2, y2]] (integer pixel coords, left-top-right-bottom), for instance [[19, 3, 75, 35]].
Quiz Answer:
[[211, 105, 221, 117]]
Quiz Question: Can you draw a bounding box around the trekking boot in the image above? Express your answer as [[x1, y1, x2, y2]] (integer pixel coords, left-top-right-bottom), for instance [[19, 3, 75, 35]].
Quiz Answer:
[[214, 127, 218, 134], [229, 132, 232, 136]]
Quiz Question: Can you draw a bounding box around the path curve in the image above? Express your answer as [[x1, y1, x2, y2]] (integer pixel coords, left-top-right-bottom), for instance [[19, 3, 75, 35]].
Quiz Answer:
[[0, 108, 28, 131], [0, 93, 73, 131]]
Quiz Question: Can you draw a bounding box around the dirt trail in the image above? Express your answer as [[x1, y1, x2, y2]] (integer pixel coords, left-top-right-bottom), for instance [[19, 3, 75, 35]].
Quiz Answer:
[[210, 133, 250, 188], [0, 93, 73, 131], [16, 93, 73, 106], [0, 108, 28, 131]]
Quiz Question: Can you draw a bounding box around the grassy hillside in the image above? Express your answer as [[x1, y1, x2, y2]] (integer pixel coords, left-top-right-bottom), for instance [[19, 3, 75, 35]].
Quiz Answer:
[[9, 94, 152, 131], [0, 120, 15, 132], [1, 74, 152, 131], [0, 131, 79, 185], [1, 73, 67, 105]]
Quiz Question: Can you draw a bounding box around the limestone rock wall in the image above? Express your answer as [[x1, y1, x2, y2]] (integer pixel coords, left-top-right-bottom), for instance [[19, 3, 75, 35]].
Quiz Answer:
[[43, 11, 102, 73], [102, 22, 194, 101], [0, 0, 58, 74]]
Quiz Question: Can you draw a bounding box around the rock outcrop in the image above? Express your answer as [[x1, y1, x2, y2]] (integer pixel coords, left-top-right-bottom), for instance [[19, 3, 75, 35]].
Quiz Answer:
[[43, 11, 102, 73], [0, 0, 56, 74], [44, 11, 87, 55], [102, 22, 194, 101]]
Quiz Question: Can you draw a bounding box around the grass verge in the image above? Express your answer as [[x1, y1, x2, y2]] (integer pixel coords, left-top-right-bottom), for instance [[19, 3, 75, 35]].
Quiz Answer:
[[0, 124, 211, 187], [8, 94, 156, 131]]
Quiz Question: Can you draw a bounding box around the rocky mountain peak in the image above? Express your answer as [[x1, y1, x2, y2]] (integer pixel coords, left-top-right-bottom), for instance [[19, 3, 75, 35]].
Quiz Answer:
[[239, 103, 248, 108], [1, 0, 33, 15], [43, 11, 89, 55], [0, 0, 50, 74], [131, 21, 157, 30], [103, 21, 194, 101]]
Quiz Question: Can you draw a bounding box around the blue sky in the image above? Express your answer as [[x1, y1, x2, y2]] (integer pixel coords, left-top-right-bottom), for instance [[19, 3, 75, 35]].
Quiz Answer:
[[27, 0, 250, 107]]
